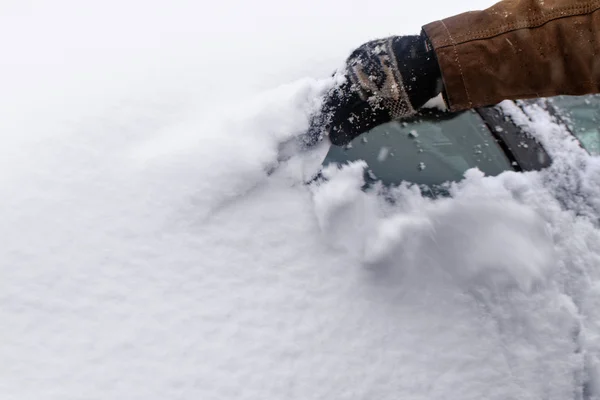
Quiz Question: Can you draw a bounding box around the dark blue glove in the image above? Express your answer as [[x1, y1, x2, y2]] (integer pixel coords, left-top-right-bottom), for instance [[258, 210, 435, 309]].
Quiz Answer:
[[309, 33, 443, 146]]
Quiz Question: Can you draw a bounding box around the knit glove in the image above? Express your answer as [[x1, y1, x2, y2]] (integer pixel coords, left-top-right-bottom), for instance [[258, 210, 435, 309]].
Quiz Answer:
[[309, 33, 443, 146]]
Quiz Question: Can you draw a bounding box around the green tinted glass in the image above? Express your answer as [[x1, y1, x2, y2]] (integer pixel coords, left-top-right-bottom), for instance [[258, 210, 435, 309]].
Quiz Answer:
[[323, 110, 513, 187], [551, 95, 600, 155]]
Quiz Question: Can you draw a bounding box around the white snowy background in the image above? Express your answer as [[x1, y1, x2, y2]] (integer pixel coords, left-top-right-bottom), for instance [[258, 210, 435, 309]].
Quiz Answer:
[[2, 0, 600, 399]]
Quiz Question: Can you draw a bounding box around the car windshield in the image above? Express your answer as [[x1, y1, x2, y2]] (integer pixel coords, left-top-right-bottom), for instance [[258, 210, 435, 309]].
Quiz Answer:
[[322, 110, 513, 187], [550, 94, 600, 155]]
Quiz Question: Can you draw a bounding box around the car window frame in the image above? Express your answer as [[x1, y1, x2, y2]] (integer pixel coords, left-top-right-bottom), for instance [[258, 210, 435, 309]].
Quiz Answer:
[[476, 104, 551, 172]]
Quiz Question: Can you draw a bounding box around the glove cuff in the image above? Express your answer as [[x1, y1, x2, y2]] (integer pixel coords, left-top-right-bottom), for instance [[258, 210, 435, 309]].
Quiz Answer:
[[391, 33, 443, 110]]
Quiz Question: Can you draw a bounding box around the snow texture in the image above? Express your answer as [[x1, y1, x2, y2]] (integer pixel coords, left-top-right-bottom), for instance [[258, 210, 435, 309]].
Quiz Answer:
[[2, 1, 600, 399]]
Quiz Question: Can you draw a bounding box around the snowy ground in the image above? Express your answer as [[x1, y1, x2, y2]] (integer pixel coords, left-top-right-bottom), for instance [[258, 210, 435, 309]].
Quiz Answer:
[[2, 1, 600, 399]]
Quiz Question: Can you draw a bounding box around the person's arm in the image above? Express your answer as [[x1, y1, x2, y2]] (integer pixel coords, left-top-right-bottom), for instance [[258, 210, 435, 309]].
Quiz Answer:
[[424, 0, 600, 111], [315, 0, 600, 146]]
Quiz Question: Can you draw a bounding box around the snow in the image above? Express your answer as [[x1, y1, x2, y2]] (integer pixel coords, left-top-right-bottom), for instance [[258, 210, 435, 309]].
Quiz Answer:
[[2, 0, 600, 399]]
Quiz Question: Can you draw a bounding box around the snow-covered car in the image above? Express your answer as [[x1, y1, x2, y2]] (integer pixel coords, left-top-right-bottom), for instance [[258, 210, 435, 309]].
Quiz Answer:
[[321, 94, 600, 193]]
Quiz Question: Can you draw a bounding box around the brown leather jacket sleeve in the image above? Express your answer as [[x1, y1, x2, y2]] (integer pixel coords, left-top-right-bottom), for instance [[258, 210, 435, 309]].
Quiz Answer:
[[423, 0, 600, 111]]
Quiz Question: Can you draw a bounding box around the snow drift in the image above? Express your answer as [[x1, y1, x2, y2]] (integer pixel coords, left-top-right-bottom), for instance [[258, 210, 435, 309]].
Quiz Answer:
[[2, 0, 600, 399]]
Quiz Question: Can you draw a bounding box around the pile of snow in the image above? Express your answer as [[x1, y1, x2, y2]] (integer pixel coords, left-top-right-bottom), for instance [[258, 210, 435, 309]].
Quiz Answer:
[[2, 0, 600, 399]]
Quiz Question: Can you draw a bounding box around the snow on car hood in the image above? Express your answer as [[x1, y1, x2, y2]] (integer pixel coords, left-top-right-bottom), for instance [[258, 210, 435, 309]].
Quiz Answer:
[[2, 0, 600, 399]]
